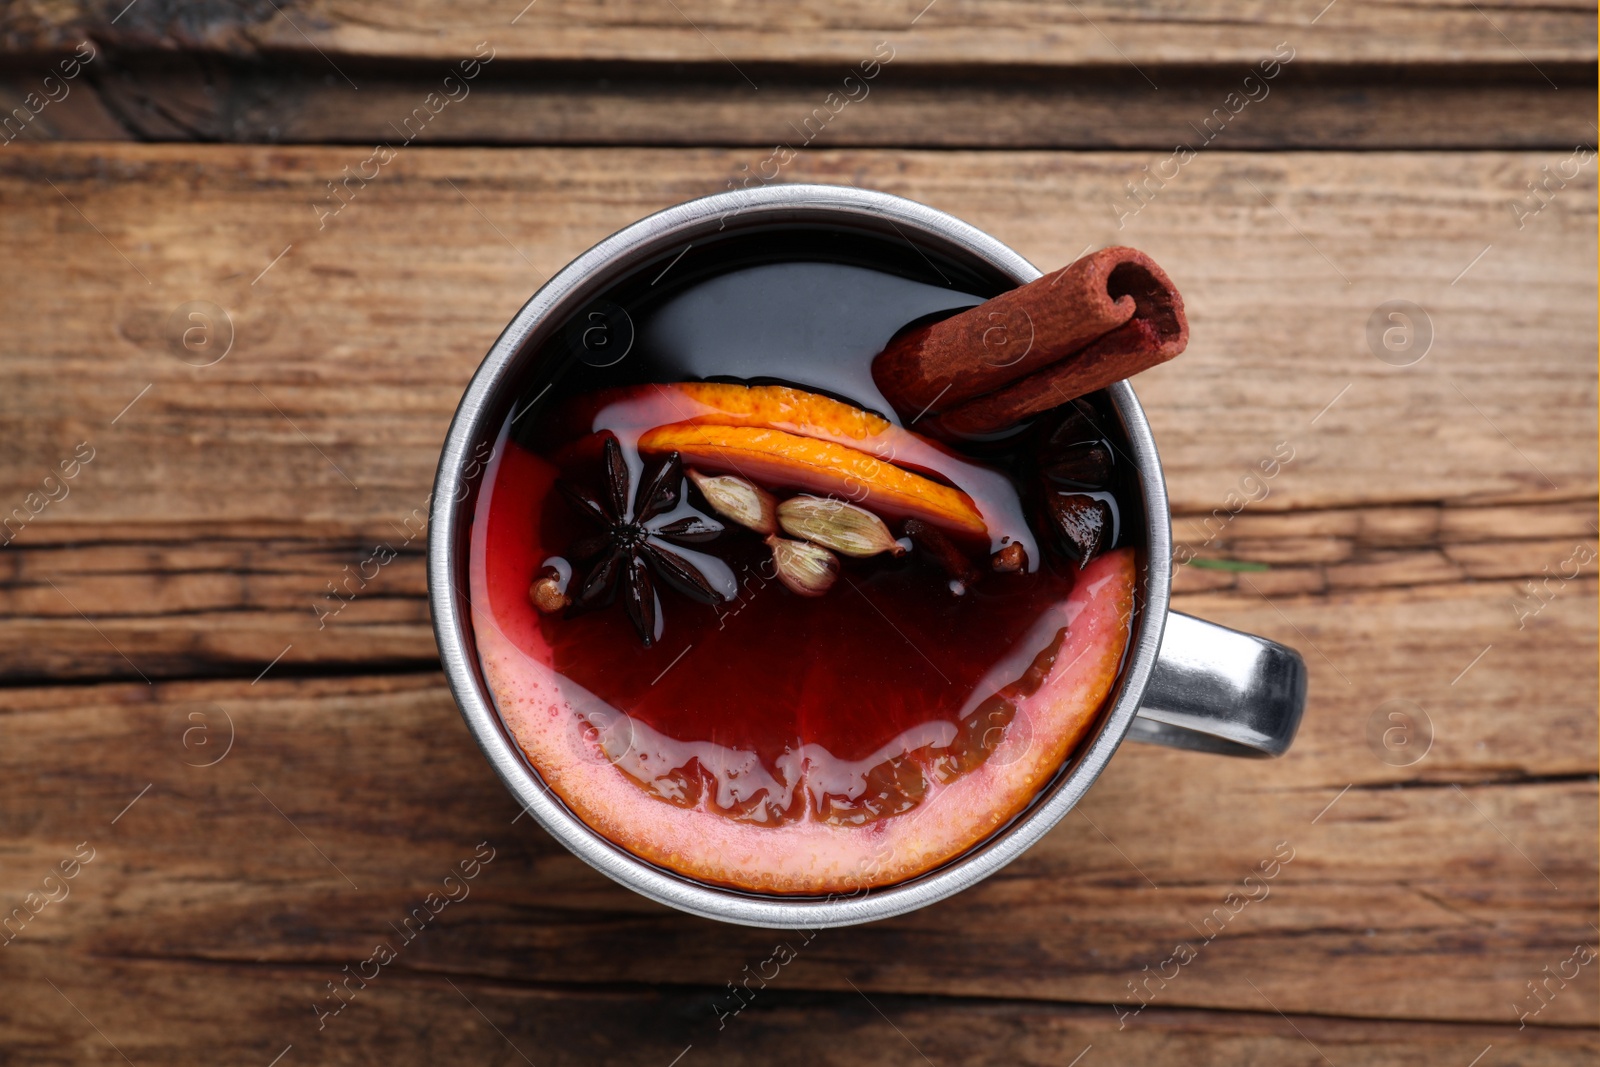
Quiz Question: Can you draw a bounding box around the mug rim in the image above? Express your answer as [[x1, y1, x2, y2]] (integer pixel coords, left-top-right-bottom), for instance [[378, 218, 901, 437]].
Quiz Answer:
[[428, 183, 1173, 927]]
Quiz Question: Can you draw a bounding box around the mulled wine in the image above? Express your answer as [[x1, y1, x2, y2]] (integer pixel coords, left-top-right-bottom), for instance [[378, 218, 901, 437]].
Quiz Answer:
[[467, 227, 1157, 894]]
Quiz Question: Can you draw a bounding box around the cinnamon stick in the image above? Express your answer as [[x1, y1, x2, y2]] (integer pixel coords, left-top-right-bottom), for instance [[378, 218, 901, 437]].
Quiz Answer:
[[871, 247, 1188, 436]]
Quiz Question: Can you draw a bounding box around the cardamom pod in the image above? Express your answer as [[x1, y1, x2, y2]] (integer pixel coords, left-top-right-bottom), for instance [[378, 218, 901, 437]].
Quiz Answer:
[[766, 535, 839, 596], [687, 469, 777, 535], [776, 495, 905, 558]]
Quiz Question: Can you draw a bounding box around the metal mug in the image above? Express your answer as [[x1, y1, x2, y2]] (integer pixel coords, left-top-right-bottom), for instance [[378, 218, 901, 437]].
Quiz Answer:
[[429, 183, 1307, 928]]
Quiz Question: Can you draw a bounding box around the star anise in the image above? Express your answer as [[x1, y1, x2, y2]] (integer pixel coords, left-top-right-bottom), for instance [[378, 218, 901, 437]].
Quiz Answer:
[[556, 435, 726, 646]]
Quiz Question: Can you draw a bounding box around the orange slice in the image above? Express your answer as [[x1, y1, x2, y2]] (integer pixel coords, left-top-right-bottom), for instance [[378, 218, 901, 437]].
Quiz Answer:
[[637, 422, 988, 540], [475, 521, 1137, 894], [668, 381, 893, 441]]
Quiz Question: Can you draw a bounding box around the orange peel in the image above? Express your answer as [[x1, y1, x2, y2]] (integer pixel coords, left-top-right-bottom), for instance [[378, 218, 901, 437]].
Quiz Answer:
[[667, 381, 893, 441], [637, 422, 988, 540]]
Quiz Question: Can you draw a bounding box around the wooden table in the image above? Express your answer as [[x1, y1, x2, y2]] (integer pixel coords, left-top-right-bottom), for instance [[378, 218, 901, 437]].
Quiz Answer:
[[1, 3, 1595, 1064]]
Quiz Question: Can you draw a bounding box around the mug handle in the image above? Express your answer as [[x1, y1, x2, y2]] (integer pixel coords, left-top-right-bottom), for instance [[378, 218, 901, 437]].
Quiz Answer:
[[1129, 612, 1308, 758]]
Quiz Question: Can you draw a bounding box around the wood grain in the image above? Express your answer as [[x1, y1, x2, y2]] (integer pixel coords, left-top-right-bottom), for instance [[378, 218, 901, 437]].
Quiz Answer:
[[2, 0, 1594, 65], [4, 57, 1592, 148], [0, 653, 1592, 1022], [5, 956, 1595, 1066], [0, 141, 1593, 1059]]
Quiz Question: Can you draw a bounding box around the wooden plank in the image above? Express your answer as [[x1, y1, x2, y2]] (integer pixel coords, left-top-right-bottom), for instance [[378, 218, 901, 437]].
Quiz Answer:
[[0, 76, 127, 142], [0, 525, 434, 680], [2, 955, 1595, 1065], [4, 57, 1592, 149], [3, 959, 1587, 1067], [1172, 498, 1600, 594], [0, 628, 1591, 1028], [2, 0, 1593, 66]]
